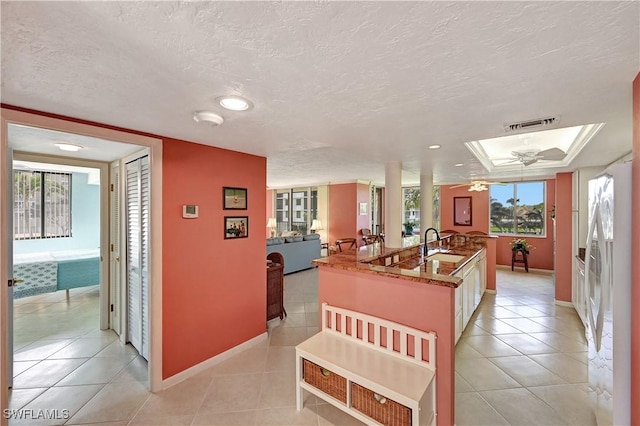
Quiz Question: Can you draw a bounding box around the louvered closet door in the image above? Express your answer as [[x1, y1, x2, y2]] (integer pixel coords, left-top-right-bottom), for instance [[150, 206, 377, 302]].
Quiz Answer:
[[126, 155, 150, 360], [110, 162, 121, 335]]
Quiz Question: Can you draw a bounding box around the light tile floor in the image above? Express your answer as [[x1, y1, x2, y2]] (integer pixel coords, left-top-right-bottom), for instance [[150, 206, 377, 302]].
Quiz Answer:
[[8, 268, 594, 425], [455, 268, 595, 426]]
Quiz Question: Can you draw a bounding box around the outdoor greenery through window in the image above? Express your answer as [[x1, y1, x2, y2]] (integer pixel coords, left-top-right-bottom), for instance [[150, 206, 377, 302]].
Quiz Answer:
[[401, 186, 440, 236], [275, 187, 317, 235], [490, 181, 546, 236], [14, 170, 72, 240], [403, 187, 421, 235]]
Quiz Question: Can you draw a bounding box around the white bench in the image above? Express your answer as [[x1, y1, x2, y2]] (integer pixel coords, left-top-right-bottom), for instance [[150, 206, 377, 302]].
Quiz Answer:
[[296, 303, 437, 425]]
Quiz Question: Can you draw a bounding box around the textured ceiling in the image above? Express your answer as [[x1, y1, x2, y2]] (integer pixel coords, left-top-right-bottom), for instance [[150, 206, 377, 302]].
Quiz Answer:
[[1, 1, 638, 187]]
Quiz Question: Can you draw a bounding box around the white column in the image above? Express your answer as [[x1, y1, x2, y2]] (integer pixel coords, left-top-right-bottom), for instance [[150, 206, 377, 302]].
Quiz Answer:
[[420, 174, 434, 242], [384, 161, 403, 248]]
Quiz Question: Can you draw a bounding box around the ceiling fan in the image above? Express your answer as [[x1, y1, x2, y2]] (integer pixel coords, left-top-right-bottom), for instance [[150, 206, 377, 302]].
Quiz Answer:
[[450, 180, 504, 192], [508, 147, 567, 166]]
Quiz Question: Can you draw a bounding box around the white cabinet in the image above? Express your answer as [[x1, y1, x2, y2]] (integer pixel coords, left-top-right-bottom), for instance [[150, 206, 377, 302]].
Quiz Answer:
[[454, 271, 463, 344], [455, 250, 487, 345], [462, 257, 478, 330], [573, 258, 586, 328], [478, 249, 487, 295]]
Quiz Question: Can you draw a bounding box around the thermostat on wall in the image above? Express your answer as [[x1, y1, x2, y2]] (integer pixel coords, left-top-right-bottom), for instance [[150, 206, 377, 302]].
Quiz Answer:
[[182, 205, 198, 218]]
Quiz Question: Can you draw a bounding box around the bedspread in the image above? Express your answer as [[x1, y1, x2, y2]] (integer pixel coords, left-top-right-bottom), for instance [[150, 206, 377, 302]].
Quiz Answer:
[[13, 249, 101, 299]]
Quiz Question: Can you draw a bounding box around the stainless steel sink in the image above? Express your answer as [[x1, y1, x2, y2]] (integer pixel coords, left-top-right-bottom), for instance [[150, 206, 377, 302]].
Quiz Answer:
[[427, 253, 465, 263]]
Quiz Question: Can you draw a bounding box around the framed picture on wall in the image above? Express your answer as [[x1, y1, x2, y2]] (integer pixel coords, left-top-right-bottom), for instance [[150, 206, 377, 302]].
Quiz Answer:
[[225, 216, 249, 239], [223, 187, 247, 210]]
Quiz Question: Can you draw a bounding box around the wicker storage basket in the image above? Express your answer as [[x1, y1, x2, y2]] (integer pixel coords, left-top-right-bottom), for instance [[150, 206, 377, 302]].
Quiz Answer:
[[351, 382, 411, 426], [302, 359, 347, 403]]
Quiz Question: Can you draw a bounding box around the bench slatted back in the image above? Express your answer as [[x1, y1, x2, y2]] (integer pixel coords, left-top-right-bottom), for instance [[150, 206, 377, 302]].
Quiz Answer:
[[321, 302, 436, 370]]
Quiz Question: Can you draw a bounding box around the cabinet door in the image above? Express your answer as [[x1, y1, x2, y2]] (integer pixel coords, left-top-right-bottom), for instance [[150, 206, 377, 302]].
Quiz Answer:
[[462, 266, 476, 329], [455, 285, 463, 343], [474, 264, 482, 309], [479, 255, 487, 294]]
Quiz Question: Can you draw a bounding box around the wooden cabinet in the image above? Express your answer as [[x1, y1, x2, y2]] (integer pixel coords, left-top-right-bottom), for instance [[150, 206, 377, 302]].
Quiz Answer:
[[267, 263, 286, 321]]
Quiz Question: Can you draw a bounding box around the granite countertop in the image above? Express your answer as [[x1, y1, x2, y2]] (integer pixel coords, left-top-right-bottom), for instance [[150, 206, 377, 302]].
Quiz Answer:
[[312, 235, 488, 288]]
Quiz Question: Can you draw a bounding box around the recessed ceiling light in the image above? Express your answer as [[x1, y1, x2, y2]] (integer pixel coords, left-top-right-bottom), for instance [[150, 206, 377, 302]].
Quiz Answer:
[[428, 144, 441, 149], [455, 163, 464, 167], [54, 143, 83, 152], [193, 111, 224, 126], [216, 96, 253, 111]]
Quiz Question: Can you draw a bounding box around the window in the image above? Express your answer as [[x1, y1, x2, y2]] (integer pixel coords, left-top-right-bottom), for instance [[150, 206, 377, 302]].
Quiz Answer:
[[403, 187, 421, 234], [490, 181, 545, 236], [14, 170, 72, 240], [400, 186, 441, 234], [275, 187, 318, 234]]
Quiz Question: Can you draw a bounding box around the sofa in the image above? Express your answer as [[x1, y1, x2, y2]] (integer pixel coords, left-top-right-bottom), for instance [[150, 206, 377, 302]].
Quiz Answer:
[[266, 233, 321, 274]]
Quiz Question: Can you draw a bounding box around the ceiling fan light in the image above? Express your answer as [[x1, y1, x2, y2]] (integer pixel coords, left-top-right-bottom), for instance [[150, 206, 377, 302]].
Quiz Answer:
[[468, 182, 488, 191]]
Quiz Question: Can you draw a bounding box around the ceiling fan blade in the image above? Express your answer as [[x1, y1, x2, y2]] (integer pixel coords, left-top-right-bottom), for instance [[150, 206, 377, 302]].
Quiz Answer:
[[450, 183, 469, 189], [537, 147, 567, 160], [522, 158, 538, 166]]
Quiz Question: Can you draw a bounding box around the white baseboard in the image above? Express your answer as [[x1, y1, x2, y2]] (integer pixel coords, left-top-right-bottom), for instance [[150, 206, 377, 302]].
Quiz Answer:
[[484, 289, 497, 294], [496, 264, 554, 275], [162, 331, 268, 389], [554, 300, 574, 308]]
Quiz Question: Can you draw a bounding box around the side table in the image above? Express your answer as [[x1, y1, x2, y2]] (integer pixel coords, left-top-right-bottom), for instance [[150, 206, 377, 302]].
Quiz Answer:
[[267, 263, 286, 320], [511, 249, 529, 272]]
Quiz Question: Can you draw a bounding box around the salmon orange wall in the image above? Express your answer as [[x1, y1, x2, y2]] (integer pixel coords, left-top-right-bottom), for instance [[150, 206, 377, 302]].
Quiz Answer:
[[554, 173, 573, 302], [631, 71, 639, 425], [163, 139, 267, 378], [440, 185, 489, 233], [328, 183, 357, 245]]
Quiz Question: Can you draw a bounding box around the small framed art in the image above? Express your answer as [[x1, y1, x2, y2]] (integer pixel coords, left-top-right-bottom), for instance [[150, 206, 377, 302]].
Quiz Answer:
[[225, 216, 249, 239], [223, 187, 247, 210]]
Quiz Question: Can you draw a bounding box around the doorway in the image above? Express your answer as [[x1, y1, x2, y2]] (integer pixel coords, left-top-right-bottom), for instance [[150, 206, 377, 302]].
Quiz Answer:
[[1, 108, 164, 418]]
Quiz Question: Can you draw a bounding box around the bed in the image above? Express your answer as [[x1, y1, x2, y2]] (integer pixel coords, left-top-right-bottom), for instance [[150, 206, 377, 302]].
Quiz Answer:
[[13, 249, 101, 299]]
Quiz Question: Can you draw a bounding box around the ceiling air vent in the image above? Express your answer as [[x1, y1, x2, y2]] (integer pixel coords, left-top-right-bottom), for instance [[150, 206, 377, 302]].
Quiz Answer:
[[504, 116, 558, 132]]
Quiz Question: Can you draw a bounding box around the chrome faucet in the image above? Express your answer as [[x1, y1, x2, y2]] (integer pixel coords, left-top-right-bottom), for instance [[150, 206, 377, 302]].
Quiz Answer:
[[423, 227, 441, 256]]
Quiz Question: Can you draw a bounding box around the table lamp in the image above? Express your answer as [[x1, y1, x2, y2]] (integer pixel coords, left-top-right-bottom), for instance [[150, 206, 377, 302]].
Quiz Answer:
[[267, 217, 277, 237], [310, 219, 323, 233]]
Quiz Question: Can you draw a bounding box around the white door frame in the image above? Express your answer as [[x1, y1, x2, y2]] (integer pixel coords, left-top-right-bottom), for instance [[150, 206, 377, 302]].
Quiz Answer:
[[0, 109, 163, 405], [109, 160, 123, 337], [0, 140, 11, 426]]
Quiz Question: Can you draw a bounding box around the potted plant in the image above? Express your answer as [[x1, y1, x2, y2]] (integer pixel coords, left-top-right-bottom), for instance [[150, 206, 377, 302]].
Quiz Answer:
[[403, 220, 416, 236], [509, 238, 535, 254]]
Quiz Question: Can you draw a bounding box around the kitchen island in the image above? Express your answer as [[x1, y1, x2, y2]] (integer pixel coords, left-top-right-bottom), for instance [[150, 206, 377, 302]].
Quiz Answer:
[[312, 234, 495, 426]]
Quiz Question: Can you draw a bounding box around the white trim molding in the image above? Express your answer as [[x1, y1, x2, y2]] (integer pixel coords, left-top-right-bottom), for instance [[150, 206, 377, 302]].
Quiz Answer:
[[162, 332, 268, 389]]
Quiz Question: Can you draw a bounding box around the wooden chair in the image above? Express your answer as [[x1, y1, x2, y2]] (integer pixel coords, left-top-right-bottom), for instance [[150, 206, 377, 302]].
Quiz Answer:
[[467, 230, 488, 236], [439, 229, 459, 234], [360, 228, 380, 245], [266, 252, 287, 319], [335, 238, 357, 252], [267, 251, 284, 267]]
